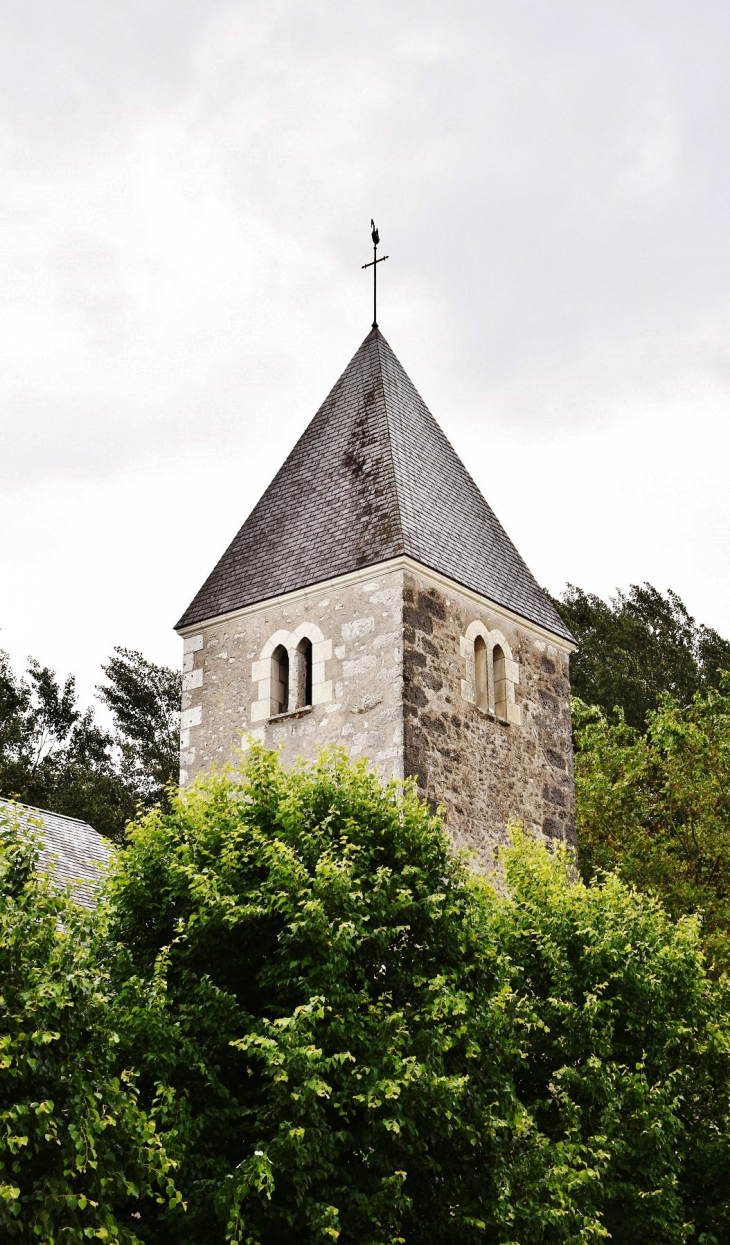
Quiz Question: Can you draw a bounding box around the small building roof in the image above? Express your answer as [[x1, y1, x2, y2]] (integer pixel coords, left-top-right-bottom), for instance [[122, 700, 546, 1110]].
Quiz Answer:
[[0, 799, 113, 909], [176, 327, 573, 643]]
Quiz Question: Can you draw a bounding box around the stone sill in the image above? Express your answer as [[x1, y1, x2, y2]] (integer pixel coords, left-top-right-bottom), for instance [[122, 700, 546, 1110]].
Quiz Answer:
[[476, 705, 510, 725], [268, 705, 313, 723]]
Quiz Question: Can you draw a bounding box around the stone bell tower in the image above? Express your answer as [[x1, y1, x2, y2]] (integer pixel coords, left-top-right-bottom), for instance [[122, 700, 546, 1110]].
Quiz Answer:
[[175, 327, 576, 866]]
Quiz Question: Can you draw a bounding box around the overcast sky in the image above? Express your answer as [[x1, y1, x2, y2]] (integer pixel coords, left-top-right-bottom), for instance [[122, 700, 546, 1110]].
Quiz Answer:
[[3, 0, 730, 708]]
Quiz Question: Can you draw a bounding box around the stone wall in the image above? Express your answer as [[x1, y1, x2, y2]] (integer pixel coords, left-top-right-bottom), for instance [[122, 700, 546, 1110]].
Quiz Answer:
[[401, 567, 575, 868], [179, 568, 406, 785], [178, 560, 575, 872]]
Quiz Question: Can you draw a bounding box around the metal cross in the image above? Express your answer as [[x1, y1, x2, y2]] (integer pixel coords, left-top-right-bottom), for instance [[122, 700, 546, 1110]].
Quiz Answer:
[[362, 219, 388, 329]]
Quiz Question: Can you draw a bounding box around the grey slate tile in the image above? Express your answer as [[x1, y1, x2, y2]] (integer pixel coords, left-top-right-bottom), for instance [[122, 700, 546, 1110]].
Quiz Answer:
[[0, 799, 112, 909]]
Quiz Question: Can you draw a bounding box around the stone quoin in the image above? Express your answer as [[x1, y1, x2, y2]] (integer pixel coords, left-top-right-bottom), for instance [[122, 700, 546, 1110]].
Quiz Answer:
[[175, 327, 576, 868]]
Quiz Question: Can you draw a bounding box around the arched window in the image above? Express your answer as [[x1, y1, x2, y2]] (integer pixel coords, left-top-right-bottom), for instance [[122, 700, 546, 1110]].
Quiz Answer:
[[251, 624, 332, 723], [291, 637, 313, 710], [474, 634, 488, 709], [492, 644, 508, 719], [461, 622, 521, 725], [271, 644, 289, 716]]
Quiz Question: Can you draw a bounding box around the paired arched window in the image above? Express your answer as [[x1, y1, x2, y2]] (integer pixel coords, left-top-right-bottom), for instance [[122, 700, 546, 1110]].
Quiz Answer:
[[251, 624, 331, 723], [461, 623, 521, 725], [268, 640, 313, 715]]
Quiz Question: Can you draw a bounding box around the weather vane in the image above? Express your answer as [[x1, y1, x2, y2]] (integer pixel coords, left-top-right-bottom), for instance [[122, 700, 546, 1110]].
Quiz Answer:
[[362, 220, 388, 329]]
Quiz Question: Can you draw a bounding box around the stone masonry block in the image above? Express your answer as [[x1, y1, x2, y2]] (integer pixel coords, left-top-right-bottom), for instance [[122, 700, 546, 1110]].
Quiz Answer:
[[343, 654, 377, 677], [373, 630, 399, 650], [342, 617, 374, 640], [182, 668, 203, 691], [181, 705, 202, 730], [311, 680, 333, 706], [505, 658, 519, 684], [184, 634, 203, 654]]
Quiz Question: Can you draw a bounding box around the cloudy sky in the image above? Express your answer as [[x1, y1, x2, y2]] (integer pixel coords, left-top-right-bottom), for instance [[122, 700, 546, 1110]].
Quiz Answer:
[[3, 0, 730, 707]]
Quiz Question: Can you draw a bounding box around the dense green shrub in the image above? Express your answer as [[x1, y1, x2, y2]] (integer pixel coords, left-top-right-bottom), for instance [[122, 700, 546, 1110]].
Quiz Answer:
[[101, 748, 730, 1244], [103, 748, 536, 1243], [574, 676, 730, 971], [497, 833, 730, 1244], [0, 807, 180, 1242]]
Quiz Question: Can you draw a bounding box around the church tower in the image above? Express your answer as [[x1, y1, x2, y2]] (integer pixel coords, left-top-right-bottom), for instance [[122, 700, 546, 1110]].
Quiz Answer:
[[175, 327, 576, 866]]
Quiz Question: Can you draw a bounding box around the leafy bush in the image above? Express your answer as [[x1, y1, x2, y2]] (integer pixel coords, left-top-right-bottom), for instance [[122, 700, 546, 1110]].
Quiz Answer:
[[103, 748, 535, 1243], [102, 748, 730, 1244], [574, 676, 730, 972], [0, 807, 180, 1242], [498, 832, 730, 1244]]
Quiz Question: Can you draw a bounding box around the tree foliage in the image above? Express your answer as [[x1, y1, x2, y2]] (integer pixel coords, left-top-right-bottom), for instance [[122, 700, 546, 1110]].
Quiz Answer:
[[102, 748, 730, 1244], [551, 583, 730, 729], [103, 748, 527, 1244], [574, 676, 730, 972], [0, 651, 136, 841], [97, 648, 181, 808], [497, 833, 730, 1245], [0, 807, 180, 1241], [0, 647, 180, 842]]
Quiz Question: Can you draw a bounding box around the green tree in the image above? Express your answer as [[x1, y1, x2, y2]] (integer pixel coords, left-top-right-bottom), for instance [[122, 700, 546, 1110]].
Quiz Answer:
[[0, 650, 138, 841], [0, 646, 181, 842], [497, 831, 730, 1245], [103, 747, 730, 1244], [0, 806, 180, 1242], [574, 677, 730, 971], [550, 583, 730, 729], [103, 748, 537, 1244], [97, 647, 181, 809]]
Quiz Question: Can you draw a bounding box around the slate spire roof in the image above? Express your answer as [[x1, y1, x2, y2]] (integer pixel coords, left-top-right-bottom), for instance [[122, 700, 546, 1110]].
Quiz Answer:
[[176, 328, 572, 642]]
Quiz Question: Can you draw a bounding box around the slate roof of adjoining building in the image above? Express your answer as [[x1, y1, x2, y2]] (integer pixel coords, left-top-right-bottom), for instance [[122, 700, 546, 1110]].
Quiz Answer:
[[0, 799, 113, 909], [176, 327, 574, 643]]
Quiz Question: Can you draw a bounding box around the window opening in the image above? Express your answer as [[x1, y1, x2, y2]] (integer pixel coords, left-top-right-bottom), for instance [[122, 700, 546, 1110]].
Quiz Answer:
[[292, 638, 313, 710], [474, 635, 488, 709], [272, 645, 289, 715], [493, 644, 507, 718], [302, 638, 313, 707]]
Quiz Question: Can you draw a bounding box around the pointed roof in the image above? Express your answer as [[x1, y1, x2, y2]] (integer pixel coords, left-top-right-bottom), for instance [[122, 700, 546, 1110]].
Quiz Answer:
[[176, 329, 572, 642]]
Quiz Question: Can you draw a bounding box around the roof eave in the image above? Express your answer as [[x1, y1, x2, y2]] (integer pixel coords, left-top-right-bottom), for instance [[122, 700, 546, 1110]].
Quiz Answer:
[[174, 553, 576, 652]]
